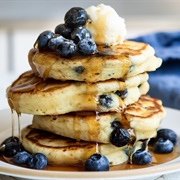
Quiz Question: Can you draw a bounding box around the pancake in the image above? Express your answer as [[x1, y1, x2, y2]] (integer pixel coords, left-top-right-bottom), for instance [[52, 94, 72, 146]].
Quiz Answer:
[[32, 95, 165, 143], [28, 40, 162, 82], [6, 71, 149, 115], [21, 125, 129, 166]]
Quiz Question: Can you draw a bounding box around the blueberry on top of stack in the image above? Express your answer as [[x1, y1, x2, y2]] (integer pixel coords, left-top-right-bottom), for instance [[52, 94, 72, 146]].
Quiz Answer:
[[34, 7, 96, 57]]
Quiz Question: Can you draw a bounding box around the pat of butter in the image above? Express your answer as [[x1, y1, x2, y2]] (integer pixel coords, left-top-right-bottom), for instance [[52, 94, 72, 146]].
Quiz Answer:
[[85, 4, 127, 46]]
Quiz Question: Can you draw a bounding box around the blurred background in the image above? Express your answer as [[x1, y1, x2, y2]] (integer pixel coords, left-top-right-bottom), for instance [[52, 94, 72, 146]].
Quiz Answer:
[[1, 0, 180, 109]]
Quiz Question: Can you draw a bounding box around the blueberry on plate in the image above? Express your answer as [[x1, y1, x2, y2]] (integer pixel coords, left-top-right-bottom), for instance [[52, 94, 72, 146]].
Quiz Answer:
[[54, 24, 72, 39], [34, 30, 54, 49], [64, 7, 88, 28], [3, 141, 20, 157], [156, 128, 178, 145], [1, 136, 19, 146], [77, 38, 97, 54], [71, 26, 91, 44], [132, 149, 152, 165], [85, 153, 109, 171], [153, 138, 174, 154], [110, 128, 130, 147], [27, 153, 48, 169], [13, 151, 32, 165], [57, 39, 77, 57], [48, 35, 65, 50]]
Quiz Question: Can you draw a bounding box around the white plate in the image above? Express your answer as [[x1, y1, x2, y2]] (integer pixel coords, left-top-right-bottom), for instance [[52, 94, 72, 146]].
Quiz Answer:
[[0, 108, 180, 180]]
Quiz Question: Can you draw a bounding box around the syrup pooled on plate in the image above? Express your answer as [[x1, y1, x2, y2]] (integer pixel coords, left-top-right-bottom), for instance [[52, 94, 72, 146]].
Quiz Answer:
[[0, 145, 179, 171]]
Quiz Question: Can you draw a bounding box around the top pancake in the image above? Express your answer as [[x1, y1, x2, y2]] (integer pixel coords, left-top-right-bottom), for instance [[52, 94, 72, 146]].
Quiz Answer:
[[28, 40, 162, 82]]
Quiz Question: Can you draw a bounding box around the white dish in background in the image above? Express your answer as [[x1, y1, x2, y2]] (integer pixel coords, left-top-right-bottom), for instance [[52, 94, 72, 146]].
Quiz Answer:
[[0, 107, 180, 180]]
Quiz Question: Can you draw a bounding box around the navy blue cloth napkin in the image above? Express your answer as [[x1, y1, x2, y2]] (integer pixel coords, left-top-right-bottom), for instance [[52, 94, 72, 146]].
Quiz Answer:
[[129, 31, 180, 62], [129, 31, 180, 110]]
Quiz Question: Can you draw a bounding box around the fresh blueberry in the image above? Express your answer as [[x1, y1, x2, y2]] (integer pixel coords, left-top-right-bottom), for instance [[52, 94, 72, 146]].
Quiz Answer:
[[148, 137, 156, 145], [153, 138, 174, 154], [34, 30, 54, 49], [48, 35, 65, 50], [85, 153, 109, 171], [132, 149, 152, 165], [111, 120, 122, 129], [27, 153, 48, 169], [99, 95, 113, 108], [115, 89, 128, 99], [13, 151, 32, 165], [77, 38, 97, 54], [110, 128, 130, 147], [71, 26, 91, 44], [156, 128, 178, 145], [64, 7, 88, 28], [73, 66, 85, 74], [54, 24, 72, 39], [3, 141, 20, 157], [1, 136, 19, 146], [57, 39, 77, 57]]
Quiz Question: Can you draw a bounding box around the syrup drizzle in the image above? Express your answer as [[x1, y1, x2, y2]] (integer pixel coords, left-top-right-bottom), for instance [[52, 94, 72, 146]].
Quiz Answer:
[[28, 48, 131, 82], [17, 114, 21, 143], [7, 71, 128, 115], [95, 142, 100, 153], [11, 110, 15, 137], [11, 110, 21, 144]]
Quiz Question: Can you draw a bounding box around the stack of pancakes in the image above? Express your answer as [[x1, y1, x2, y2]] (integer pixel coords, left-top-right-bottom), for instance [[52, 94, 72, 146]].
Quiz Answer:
[[7, 40, 165, 167]]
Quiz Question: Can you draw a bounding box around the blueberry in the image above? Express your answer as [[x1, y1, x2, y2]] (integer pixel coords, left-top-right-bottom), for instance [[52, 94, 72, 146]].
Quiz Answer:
[[99, 95, 113, 108], [1, 136, 19, 146], [153, 138, 174, 154], [156, 128, 178, 145], [54, 24, 72, 39], [77, 38, 97, 54], [71, 26, 91, 44], [148, 137, 156, 145], [48, 35, 65, 50], [73, 66, 85, 74], [13, 151, 32, 165], [111, 120, 122, 129], [34, 30, 54, 49], [85, 153, 109, 171], [110, 128, 130, 147], [27, 153, 48, 169], [57, 39, 77, 57], [132, 149, 152, 165], [3, 141, 20, 157], [64, 7, 88, 28], [115, 89, 128, 99]]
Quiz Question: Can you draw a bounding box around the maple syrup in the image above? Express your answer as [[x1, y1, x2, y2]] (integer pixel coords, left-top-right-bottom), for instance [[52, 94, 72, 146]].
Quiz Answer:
[[28, 47, 131, 83]]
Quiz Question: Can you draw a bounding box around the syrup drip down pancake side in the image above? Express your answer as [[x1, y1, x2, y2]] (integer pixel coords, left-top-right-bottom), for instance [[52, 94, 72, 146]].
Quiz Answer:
[[7, 71, 149, 115]]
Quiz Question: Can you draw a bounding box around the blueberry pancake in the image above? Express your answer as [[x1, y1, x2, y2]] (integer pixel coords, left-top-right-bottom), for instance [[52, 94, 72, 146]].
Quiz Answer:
[[28, 40, 162, 82], [6, 71, 149, 115], [32, 95, 165, 143], [21, 125, 129, 166]]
